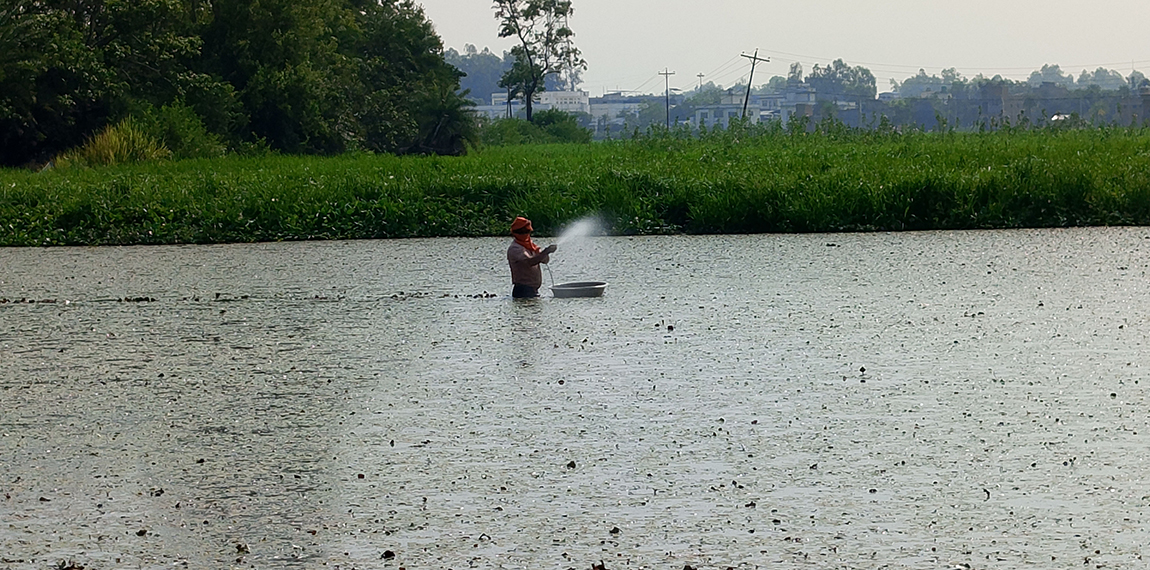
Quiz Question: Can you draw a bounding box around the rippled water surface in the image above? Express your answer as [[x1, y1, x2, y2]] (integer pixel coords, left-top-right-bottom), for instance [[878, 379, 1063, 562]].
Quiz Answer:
[[4, 228, 1150, 569]]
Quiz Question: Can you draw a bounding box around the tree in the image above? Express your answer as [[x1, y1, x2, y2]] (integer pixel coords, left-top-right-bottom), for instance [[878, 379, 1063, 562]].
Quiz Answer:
[[413, 81, 478, 155], [445, 44, 514, 104], [197, 0, 473, 155], [893, 68, 966, 98], [1076, 67, 1126, 91], [531, 108, 589, 142], [1129, 70, 1148, 90], [787, 62, 803, 85], [492, 0, 586, 122], [0, 0, 216, 166], [1027, 64, 1074, 88], [343, 0, 476, 155], [544, 66, 581, 92], [198, 0, 351, 153], [0, 0, 477, 164], [806, 59, 876, 101], [762, 76, 788, 94]]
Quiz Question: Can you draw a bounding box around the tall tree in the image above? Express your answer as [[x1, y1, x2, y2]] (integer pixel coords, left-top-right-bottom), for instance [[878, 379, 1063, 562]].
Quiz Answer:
[[1027, 64, 1074, 88], [893, 68, 966, 98], [0, 0, 212, 165], [806, 59, 876, 101], [0, 0, 476, 163], [1077, 67, 1126, 91], [492, 0, 585, 122], [445, 44, 514, 104], [198, 0, 352, 153], [346, 0, 475, 154], [1128, 70, 1148, 90]]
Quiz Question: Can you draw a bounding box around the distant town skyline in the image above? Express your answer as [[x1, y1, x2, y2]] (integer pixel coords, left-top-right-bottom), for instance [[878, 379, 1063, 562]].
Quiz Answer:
[[418, 0, 1150, 96]]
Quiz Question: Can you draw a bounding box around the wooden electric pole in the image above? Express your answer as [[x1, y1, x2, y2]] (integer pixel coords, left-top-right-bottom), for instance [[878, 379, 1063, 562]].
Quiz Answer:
[[660, 69, 676, 128], [741, 49, 770, 119]]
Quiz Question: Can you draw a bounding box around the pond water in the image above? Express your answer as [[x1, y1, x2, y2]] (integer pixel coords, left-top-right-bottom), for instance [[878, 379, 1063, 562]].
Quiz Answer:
[[3, 228, 1150, 570]]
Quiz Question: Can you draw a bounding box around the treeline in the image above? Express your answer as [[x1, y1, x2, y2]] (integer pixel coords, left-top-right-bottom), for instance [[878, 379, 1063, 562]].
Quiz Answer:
[[0, 0, 475, 167], [607, 60, 1150, 133], [445, 44, 574, 105]]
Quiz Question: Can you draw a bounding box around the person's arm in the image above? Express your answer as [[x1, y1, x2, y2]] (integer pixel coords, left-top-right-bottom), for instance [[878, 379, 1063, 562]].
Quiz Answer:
[[538, 244, 556, 264], [510, 244, 557, 267]]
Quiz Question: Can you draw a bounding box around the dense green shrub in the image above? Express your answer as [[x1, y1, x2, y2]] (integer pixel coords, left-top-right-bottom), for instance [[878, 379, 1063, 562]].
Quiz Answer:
[[480, 111, 591, 146], [532, 109, 592, 144], [53, 120, 172, 169], [0, 0, 475, 166], [3, 127, 1150, 246], [130, 101, 227, 159]]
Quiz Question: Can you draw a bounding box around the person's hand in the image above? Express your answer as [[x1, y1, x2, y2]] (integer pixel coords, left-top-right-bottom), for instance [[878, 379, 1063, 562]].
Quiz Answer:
[[543, 244, 557, 254]]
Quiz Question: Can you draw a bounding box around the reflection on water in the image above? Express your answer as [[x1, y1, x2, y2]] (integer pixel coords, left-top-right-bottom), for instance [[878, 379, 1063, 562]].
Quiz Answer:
[[3, 228, 1150, 569]]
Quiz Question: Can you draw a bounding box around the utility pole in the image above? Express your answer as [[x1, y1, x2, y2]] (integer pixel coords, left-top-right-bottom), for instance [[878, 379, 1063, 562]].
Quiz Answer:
[[697, 73, 705, 90], [660, 69, 676, 128], [741, 49, 770, 119]]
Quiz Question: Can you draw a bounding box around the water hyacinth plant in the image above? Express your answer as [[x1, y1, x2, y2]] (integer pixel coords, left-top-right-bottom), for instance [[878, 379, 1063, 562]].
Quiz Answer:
[[2, 123, 1150, 246]]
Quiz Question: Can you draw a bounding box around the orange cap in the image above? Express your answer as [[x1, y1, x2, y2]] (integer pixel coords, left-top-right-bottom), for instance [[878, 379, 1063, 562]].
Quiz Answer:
[[510, 217, 533, 233]]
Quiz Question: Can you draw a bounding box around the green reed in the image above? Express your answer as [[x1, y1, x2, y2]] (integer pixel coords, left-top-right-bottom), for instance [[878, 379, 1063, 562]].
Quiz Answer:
[[2, 127, 1150, 246]]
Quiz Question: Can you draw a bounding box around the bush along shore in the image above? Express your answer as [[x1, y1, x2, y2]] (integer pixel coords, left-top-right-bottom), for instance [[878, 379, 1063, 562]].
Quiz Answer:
[[3, 124, 1150, 246]]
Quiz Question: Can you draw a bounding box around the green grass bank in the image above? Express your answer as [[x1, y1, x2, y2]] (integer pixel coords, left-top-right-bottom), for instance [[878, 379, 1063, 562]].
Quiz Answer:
[[3, 127, 1150, 246]]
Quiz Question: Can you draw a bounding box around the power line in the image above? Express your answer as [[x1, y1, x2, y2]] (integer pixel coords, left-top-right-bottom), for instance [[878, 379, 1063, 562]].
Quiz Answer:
[[703, 55, 744, 79], [708, 64, 752, 88], [626, 73, 661, 94]]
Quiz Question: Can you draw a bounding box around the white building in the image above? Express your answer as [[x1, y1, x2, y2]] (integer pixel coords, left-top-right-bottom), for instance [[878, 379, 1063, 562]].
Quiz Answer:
[[476, 90, 590, 120], [588, 92, 646, 124], [536, 90, 591, 115], [694, 89, 760, 129], [473, 103, 522, 120]]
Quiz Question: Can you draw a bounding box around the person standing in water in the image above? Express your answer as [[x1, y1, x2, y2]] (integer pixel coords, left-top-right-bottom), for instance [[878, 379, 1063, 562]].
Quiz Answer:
[[507, 216, 557, 298]]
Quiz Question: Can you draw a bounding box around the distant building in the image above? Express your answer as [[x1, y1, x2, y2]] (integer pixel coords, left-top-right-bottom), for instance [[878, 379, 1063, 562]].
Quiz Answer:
[[756, 93, 785, 123], [474, 90, 589, 120], [589, 92, 646, 123], [779, 84, 816, 126], [588, 92, 649, 136], [695, 89, 760, 128], [536, 90, 590, 115], [473, 92, 523, 120]]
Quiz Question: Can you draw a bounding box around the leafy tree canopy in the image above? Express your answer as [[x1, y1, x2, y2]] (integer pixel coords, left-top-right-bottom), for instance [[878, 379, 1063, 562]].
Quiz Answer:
[[0, 0, 476, 166], [806, 59, 876, 100], [1027, 64, 1075, 88], [493, 0, 586, 121], [446, 45, 514, 104], [893, 68, 965, 98], [1077, 67, 1127, 91]]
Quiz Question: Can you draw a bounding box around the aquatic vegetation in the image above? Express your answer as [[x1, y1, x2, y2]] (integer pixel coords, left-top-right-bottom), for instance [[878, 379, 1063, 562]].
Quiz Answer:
[[2, 127, 1150, 245]]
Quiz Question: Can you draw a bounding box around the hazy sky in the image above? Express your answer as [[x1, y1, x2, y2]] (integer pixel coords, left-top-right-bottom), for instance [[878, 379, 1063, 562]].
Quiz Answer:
[[417, 0, 1150, 96]]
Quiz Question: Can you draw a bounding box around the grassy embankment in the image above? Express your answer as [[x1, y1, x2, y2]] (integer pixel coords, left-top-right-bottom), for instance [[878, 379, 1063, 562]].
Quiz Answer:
[[2, 127, 1150, 246]]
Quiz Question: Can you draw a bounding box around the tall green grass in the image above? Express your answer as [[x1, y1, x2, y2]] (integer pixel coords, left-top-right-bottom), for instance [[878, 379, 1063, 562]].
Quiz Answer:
[[3, 127, 1150, 246], [54, 119, 172, 169]]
